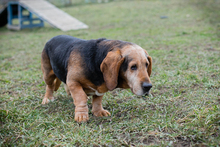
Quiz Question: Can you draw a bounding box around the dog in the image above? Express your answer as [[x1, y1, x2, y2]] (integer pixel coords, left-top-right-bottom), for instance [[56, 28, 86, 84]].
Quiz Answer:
[[41, 35, 152, 122]]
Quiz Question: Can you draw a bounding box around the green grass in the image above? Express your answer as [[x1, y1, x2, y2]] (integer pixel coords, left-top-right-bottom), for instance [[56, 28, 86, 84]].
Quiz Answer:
[[1, 0, 220, 146]]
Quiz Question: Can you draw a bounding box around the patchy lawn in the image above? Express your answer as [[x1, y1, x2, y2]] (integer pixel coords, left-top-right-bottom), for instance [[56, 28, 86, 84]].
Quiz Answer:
[[0, 0, 220, 146]]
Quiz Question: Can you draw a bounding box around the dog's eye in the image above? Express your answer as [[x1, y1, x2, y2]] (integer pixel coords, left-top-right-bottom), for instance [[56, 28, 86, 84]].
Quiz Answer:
[[146, 63, 148, 68], [131, 65, 137, 70]]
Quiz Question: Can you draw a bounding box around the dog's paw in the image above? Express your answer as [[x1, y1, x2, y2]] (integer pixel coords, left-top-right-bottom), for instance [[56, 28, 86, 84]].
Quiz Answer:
[[41, 97, 54, 104], [74, 112, 89, 122], [93, 109, 111, 117]]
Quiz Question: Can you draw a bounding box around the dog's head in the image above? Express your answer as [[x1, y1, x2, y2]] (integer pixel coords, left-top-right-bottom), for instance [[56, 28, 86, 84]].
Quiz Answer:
[[100, 44, 152, 96]]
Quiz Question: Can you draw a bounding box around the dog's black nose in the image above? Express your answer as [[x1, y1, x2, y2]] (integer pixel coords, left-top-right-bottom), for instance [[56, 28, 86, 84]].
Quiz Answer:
[[142, 82, 152, 92]]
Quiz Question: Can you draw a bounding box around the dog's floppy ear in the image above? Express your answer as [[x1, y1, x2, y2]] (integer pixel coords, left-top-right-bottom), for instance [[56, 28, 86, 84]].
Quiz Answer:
[[147, 56, 152, 77], [144, 50, 152, 77], [100, 50, 125, 91]]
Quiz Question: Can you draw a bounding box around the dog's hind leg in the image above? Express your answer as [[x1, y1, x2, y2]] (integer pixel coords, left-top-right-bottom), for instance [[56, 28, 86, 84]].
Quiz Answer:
[[41, 49, 58, 104], [54, 77, 61, 91]]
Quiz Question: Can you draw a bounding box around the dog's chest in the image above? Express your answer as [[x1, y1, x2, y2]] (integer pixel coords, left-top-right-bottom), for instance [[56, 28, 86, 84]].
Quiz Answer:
[[87, 87, 105, 96], [83, 84, 108, 96]]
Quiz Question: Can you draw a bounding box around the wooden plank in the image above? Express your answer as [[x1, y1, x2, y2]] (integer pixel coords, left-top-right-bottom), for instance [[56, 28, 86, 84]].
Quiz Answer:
[[19, 0, 88, 31], [19, 0, 55, 9]]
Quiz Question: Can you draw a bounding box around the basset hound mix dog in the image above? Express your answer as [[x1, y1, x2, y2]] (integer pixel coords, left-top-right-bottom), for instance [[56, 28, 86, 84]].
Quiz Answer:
[[41, 35, 152, 122]]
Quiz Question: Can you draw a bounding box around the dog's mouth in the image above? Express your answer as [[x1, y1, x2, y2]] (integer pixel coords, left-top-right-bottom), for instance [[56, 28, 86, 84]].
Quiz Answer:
[[130, 88, 151, 96], [130, 85, 152, 96], [144, 91, 150, 96]]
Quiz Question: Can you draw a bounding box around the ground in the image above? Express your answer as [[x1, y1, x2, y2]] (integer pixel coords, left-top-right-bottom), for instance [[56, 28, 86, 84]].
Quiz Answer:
[[0, 0, 220, 146]]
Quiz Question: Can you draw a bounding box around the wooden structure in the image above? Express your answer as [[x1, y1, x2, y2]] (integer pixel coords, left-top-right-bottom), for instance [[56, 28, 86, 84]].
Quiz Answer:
[[7, 1, 44, 30], [0, 0, 88, 31]]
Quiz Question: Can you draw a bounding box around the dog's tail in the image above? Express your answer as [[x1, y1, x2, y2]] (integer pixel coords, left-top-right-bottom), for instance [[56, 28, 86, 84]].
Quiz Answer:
[[54, 77, 61, 91]]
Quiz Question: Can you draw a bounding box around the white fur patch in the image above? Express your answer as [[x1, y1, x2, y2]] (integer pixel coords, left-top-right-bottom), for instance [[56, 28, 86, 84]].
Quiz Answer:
[[88, 86, 104, 96], [125, 70, 144, 96]]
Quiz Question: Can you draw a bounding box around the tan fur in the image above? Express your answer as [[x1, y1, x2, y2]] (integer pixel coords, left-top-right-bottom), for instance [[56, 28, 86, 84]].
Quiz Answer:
[[144, 50, 152, 77], [100, 50, 125, 91], [54, 77, 61, 91], [41, 50, 56, 104]]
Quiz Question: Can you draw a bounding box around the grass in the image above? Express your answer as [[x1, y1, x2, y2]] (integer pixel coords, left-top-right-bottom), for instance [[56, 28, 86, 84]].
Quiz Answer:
[[0, 0, 220, 146]]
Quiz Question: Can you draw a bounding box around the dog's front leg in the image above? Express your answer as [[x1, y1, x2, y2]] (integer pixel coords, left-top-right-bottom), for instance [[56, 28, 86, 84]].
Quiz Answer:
[[67, 82, 89, 122], [92, 95, 110, 117]]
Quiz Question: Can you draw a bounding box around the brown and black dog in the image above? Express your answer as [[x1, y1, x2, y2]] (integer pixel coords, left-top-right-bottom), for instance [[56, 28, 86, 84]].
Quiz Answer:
[[41, 35, 152, 122]]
